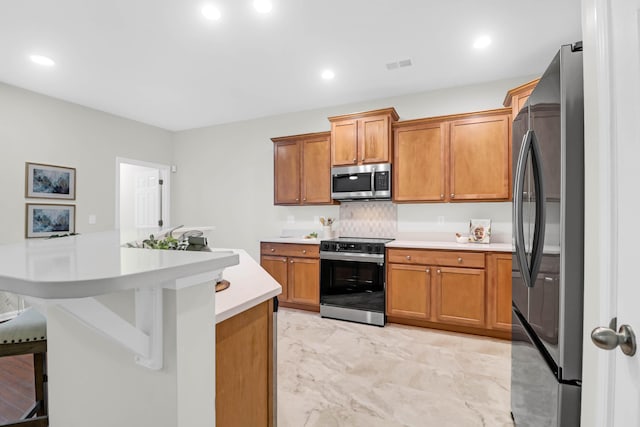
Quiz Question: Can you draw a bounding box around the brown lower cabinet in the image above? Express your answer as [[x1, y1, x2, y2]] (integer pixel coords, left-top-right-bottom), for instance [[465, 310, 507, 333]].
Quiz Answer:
[[386, 248, 511, 339], [486, 253, 513, 336], [216, 299, 274, 427], [260, 242, 320, 312]]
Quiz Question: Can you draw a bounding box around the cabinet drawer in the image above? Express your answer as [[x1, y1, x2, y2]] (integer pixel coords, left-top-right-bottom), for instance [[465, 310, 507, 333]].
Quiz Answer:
[[387, 248, 485, 268], [260, 242, 319, 258]]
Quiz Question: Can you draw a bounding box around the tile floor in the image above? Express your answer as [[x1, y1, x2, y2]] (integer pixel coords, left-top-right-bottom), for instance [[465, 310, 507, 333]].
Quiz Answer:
[[277, 308, 513, 427]]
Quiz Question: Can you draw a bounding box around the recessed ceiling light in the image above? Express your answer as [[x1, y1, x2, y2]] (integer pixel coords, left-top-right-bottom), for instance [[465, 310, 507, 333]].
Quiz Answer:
[[201, 4, 221, 20], [473, 35, 491, 49], [253, 0, 272, 13], [321, 69, 335, 80], [30, 54, 55, 67]]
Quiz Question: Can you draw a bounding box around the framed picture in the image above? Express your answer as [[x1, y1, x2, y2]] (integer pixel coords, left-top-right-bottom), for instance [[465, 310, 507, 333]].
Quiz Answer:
[[26, 203, 76, 238], [25, 162, 76, 200]]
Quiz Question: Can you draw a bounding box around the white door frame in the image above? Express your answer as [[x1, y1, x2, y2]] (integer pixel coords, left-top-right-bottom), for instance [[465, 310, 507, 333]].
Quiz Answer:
[[582, 0, 624, 425], [115, 157, 171, 230]]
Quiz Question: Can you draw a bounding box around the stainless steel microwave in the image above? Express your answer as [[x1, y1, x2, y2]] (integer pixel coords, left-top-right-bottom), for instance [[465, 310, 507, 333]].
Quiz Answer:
[[331, 163, 391, 201]]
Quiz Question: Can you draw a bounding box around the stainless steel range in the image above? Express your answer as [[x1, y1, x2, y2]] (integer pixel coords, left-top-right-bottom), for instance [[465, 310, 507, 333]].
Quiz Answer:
[[319, 237, 393, 327]]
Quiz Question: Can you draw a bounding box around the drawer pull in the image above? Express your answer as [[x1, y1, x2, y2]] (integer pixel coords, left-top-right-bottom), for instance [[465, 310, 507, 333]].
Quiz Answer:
[[406, 255, 411, 260], [302, 249, 307, 254], [290, 260, 294, 264], [270, 248, 275, 252], [282, 259, 286, 263], [426, 268, 430, 273], [457, 257, 463, 263], [437, 269, 441, 274]]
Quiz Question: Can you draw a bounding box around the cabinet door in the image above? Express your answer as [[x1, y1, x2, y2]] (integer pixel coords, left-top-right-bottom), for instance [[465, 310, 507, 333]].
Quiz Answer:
[[273, 141, 301, 205], [359, 115, 390, 164], [288, 257, 319, 306], [433, 267, 485, 328], [331, 119, 358, 166], [393, 122, 447, 202], [302, 136, 332, 204], [449, 113, 511, 200], [261, 255, 289, 302], [386, 263, 431, 320], [486, 253, 512, 332]]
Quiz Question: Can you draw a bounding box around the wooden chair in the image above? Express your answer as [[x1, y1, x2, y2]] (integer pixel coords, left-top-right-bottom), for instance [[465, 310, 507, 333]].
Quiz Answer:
[[0, 308, 48, 427]]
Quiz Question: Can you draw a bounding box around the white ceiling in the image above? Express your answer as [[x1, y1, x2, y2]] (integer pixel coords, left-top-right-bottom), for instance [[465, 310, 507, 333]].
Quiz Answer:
[[0, 0, 582, 131]]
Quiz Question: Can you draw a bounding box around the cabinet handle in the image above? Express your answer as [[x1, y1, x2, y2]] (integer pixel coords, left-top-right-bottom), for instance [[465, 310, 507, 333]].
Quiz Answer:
[[296, 198, 299, 201], [426, 268, 430, 273], [437, 269, 441, 274], [450, 193, 455, 198], [270, 248, 275, 252], [353, 158, 357, 163], [440, 194, 444, 199], [302, 249, 307, 254], [457, 257, 463, 263], [282, 259, 286, 263], [406, 255, 411, 260], [290, 260, 294, 264]]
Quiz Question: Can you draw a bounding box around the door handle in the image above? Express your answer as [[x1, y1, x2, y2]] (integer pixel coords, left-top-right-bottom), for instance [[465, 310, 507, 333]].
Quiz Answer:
[[591, 319, 637, 356]]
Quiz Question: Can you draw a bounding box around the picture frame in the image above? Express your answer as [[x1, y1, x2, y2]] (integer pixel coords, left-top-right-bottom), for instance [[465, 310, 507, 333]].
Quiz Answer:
[[26, 203, 76, 238], [25, 162, 76, 200], [469, 218, 491, 244]]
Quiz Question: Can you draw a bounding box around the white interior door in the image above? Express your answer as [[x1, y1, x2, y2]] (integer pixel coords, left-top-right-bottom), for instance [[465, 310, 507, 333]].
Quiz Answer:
[[582, 0, 640, 425], [116, 158, 170, 230]]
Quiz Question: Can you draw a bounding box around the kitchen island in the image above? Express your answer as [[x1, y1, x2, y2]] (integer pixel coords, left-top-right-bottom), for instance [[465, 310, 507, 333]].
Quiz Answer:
[[0, 232, 280, 427]]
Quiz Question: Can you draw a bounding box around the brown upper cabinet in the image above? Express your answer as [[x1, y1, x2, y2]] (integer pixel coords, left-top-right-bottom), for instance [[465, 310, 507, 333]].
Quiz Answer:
[[503, 78, 540, 118], [328, 108, 399, 166], [393, 119, 448, 202], [449, 110, 511, 200], [271, 132, 333, 205], [393, 108, 511, 203]]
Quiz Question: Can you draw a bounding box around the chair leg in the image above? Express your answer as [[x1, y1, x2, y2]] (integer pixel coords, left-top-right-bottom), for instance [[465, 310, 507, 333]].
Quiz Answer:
[[32, 353, 47, 418]]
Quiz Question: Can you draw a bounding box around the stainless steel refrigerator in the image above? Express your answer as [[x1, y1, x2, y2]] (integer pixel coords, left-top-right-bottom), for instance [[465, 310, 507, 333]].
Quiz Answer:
[[511, 42, 584, 426]]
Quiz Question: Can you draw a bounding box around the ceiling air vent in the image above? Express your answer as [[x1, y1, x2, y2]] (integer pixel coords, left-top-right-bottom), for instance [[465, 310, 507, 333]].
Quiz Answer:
[[385, 58, 413, 70]]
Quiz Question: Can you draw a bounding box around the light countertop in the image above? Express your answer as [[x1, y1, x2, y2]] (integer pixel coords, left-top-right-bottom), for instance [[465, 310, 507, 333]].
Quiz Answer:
[[214, 248, 281, 323], [387, 240, 513, 252], [0, 231, 239, 299]]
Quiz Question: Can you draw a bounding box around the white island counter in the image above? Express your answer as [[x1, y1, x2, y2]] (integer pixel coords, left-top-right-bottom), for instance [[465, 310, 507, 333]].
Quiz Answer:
[[0, 232, 280, 427]]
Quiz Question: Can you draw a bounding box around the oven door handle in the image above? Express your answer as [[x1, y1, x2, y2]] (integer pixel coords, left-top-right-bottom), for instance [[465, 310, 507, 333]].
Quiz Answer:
[[319, 252, 384, 264]]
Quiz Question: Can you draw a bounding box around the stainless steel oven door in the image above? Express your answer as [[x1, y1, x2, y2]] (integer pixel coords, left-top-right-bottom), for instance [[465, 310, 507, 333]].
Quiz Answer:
[[319, 252, 385, 314]]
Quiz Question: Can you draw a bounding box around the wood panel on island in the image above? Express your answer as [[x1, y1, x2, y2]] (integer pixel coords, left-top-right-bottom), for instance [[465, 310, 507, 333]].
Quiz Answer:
[[386, 247, 511, 339], [392, 108, 512, 203], [328, 107, 399, 166], [271, 131, 333, 206], [260, 243, 320, 311]]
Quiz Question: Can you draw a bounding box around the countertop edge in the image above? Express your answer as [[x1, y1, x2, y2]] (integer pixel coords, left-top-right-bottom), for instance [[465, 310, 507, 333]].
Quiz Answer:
[[386, 240, 513, 252]]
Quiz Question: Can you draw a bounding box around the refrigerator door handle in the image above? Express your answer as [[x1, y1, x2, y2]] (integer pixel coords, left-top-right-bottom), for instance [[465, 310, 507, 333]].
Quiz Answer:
[[529, 130, 546, 287], [513, 129, 533, 288]]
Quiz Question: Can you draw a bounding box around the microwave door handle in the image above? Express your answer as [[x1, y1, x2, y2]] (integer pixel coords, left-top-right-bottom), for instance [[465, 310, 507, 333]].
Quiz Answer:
[[513, 129, 533, 288], [529, 130, 546, 287]]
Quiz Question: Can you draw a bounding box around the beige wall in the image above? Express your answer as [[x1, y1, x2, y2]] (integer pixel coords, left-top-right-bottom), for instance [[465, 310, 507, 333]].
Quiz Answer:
[[172, 75, 535, 259], [0, 74, 534, 279], [0, 82, 173, 312]]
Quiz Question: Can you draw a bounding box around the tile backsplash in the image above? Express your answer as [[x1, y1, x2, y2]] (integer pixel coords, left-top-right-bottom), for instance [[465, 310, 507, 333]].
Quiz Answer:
[[338, 201, 397, 238]]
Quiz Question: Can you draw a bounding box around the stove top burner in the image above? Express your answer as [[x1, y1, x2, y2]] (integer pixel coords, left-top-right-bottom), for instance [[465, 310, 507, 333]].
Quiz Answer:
[[319, 237, 394, 255], [321, 237, 395, 244]]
